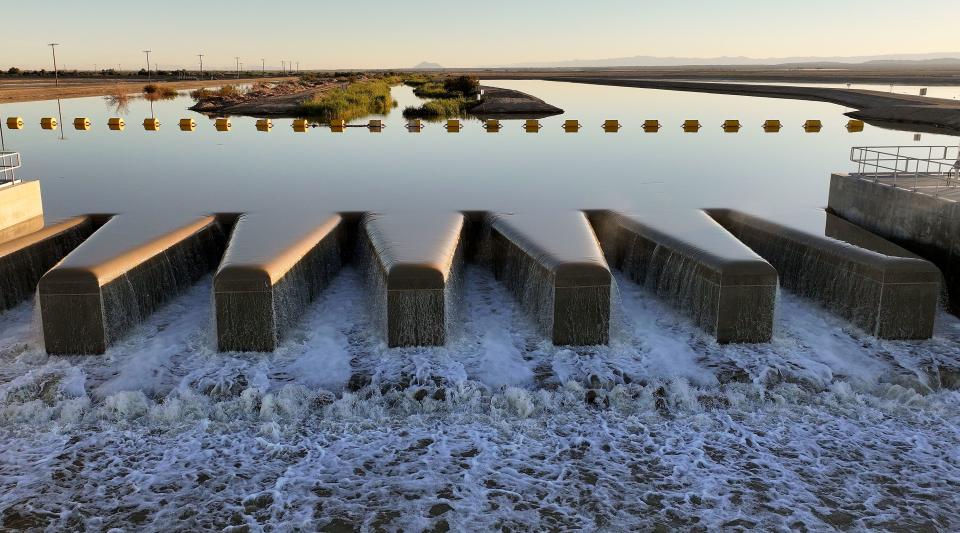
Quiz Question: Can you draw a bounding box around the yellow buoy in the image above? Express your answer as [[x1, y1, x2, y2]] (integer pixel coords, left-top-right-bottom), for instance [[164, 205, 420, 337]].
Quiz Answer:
[[642, 119, 660, 133], [524, 119, 541, 133], [255, 118, 272, 132], [6, 117, 24, 130], [762, 119, 782, 132], [682, 120, 701, 132], [445, 119, 461, 133], [368, 119, 383, 132], [407, 119, 422, 132], [179, 118, 196, 131], [215, 118, 231, 131], [328, 119, 345, 133], [143, 118, 161, 131], [484, 118, 501, 132], [845, 119, 865, 132], [73, 117, 91, 131], [722, 119, 741, 132], [803, 119, 823, 133], [108, 117, 125, 131], [40, 117, 58, 130], [563, 119, 581, 133], [602, 119, 621, 133]]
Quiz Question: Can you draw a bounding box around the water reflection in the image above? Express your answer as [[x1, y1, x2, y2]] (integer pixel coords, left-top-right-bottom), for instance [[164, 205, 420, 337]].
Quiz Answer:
[[0, 80, 957, 222]]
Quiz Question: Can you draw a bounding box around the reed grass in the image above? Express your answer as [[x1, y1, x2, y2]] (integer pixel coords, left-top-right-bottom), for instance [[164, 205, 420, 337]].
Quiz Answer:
[[297, 78, 395, 121]]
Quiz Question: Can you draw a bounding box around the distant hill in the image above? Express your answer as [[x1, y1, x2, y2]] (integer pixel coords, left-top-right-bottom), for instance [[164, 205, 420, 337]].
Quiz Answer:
[[412, 62, 444, 70], [499, 53, 960, 69]]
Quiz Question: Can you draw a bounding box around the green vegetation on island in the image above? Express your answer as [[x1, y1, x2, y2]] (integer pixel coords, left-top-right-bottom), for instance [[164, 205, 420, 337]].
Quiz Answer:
[[297, 77, 397, 121], [402, 75, 481, 119]]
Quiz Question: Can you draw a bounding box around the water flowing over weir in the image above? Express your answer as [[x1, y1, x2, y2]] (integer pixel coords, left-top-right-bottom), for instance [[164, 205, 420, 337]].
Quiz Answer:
[[709, 208, 942, 340], [38, 214, 232, 354]]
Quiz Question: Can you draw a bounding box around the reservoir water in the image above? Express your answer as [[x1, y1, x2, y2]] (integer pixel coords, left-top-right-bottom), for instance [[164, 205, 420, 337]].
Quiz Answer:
[[1, 81, 959, 530]]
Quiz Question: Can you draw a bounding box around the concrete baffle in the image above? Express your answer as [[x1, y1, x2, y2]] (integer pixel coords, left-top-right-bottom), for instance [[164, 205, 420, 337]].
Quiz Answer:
[[214, 212, 346, 352], [592, 209, 777, 343], [363, 212, 465, 347], [488, 211, 611, 345], [39, 214, 229, 354], [709, 208, 941, 340], [1, 217, 99, 312]]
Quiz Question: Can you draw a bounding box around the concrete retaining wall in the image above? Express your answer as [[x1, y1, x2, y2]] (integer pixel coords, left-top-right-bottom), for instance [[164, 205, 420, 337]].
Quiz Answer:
[[828, 172, 960, 314], [710, 208, 940, 340], [215, 213, 346, 352], [40, 215, 229, 354], [363, 212, 465, 347], [489, 212, 611, 346], [0, 217, 98, 312], [0, 181, 43, 234], [593, 210, 777, 343]]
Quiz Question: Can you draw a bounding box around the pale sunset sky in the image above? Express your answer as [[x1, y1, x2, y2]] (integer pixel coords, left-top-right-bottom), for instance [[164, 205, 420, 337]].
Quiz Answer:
[[2, 0, 957, 70]]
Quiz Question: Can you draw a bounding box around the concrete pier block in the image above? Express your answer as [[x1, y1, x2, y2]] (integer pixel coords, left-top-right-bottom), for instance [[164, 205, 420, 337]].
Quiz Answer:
[[709, 208, 940, 340], [0, 181, 43, 234], [39, 214, 229, 354], [828, 172, 960, 315], [363, 212, 465, 347], [0, 217, 98, 312], [488, 211, 611, 345], [214, 213, 345, 352], [593, 210, 777, 343]]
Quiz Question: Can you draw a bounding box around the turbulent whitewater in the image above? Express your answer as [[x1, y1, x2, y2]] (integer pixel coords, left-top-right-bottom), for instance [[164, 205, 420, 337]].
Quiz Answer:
[[1, 266, 959, 531]]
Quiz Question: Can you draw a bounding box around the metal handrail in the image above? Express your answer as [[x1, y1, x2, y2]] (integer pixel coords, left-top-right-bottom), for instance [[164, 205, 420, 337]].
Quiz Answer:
[[850, 145, 960, 196], [0, 151, 20, 185]]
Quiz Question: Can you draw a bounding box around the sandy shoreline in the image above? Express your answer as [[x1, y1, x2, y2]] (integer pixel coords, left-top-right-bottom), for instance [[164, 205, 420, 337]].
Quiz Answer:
[[0, 77, 297, 104]]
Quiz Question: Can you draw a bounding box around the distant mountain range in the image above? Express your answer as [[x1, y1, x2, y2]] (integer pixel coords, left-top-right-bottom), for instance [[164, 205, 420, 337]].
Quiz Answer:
[[497, 53, 960, 69], [412, 61, 444, 70]]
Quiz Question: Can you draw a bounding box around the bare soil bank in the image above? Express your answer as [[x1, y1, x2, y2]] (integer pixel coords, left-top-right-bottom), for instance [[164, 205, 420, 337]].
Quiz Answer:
[[540, 78, 960, 134], [470, 86, 563, 117], [458, 66, 960, 86], [0, 77, 297, 104]]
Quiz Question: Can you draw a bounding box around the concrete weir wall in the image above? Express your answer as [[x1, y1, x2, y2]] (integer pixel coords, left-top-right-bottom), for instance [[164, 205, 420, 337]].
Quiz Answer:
[[0, 217, 99, 312], [592, 210, 777, 343], [39, 215, 230, 355], [828, 173, 960, 314], [488, 212, 611, 346], [710, 208, 941, 340], [363, 212, 465, 347], [214, 213, 345, 352]]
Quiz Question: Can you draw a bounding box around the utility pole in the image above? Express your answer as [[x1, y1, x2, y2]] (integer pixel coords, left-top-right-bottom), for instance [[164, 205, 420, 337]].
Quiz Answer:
[[235, 57, 240, 79], [296, 61, 299, 73], [143, 50, 151, 81], [261, 58, 265, 74], [48, 43, 59, 87], [281, 60, 285, 74], [198, 53, 204, 78]]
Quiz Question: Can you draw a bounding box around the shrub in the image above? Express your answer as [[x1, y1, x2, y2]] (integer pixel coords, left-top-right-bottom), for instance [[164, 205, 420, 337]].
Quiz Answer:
[[298, 78, 395, 121]]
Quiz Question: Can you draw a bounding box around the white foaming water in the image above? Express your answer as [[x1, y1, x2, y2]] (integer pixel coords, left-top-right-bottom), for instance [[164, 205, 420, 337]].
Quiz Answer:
[[0, 267, 959, 530]]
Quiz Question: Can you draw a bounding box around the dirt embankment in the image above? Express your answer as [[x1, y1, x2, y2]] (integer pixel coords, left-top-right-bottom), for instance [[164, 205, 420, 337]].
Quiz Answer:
[[541, 78, 960, 134], [188, 78, 348, 116], [0, 77, 296, 104], [470, 86, 563, 117]]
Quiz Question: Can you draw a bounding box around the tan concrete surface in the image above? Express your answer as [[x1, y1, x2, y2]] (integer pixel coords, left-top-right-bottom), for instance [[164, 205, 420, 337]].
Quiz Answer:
[[0, 181, 43, 234]]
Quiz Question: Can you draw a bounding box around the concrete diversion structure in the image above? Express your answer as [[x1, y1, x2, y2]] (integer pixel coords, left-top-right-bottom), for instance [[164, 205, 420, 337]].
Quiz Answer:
[[0, 186, 948, 353], [828, 172, 960, 315]]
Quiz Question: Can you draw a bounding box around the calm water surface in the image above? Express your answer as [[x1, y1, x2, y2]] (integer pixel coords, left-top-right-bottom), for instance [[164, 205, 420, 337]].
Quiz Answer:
[[2, 80, 957, 222]]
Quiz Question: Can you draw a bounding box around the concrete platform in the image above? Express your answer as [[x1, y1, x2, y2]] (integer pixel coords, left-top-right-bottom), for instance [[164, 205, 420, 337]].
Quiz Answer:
[[214, 212, 345, 352], [488, 211, 611, 345], [363, 212, 465, 347], [593, 209, 777, 343], [39, 214, 229, 354], [829, 173, 960, 314], [710, 208, 941, 340], [0, 181, 43, 235], [0, 217, 98, 312]]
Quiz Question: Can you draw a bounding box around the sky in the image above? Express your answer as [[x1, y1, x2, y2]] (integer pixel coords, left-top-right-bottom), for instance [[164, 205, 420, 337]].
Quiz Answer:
[[1, 0, 958, 70]]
